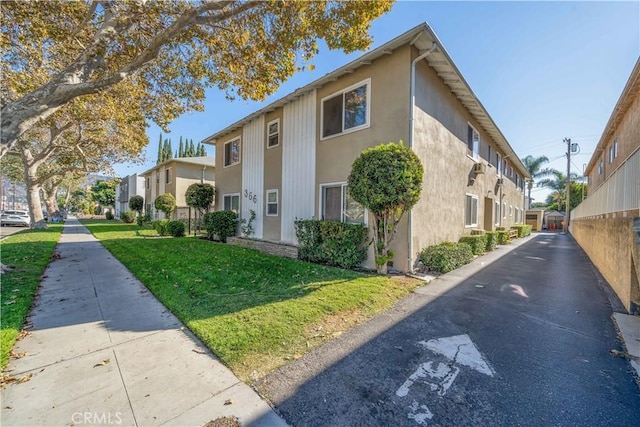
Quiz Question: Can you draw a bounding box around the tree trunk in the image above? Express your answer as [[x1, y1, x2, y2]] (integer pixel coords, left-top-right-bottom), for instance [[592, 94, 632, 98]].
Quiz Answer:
[[44, 184, 60, 218], [527, 182, 533, 210], [25, 175, 46, 229]]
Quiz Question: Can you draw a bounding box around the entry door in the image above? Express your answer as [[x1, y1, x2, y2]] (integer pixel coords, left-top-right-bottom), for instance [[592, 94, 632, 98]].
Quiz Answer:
[[483, 197, 494, 231]]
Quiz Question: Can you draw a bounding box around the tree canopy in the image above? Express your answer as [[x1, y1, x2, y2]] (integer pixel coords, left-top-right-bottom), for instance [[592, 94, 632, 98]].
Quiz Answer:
[[348, 141, 423, 274], [1, 0, 394, 157], [91, 179, 117, 208], [155, 193, 176, 218], [185, 183, 215, 213]]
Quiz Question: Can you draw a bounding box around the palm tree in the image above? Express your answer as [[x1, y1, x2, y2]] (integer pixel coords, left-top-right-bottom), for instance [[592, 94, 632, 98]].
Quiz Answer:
[[521, 155, 552, 209], [537, 170, 584, 211]]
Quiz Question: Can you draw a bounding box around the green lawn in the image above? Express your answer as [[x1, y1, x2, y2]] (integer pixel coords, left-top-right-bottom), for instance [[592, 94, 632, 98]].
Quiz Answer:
[[1, 225, 62, 371], [83, 220, 420, 381]]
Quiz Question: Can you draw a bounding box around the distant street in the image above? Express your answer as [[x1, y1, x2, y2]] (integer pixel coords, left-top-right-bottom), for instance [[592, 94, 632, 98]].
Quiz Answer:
[[262, 233, 640, 426]]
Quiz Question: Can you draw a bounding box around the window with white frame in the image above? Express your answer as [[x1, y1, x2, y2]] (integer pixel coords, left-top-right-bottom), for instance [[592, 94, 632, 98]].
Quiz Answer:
[[223, 193, 240, 213], [509, 205, 513, 217], [224, 138, 241, 167], [598, 157, 604, 175], [496, 153, 502, 176], [503, 202, 507, 219], [467, 124, 479, 160], [146, 177, 150, 189], [156, 171, 159, 185], [515, 208, 519, 223], [321, 79, 370, 139], [495, 201, 500, 225], [267, 119, 280, 148], [165, 167, 172, 184], [464, 194, 478, 227], [266, 189, 278, 216], [320, 183, 365, 224]]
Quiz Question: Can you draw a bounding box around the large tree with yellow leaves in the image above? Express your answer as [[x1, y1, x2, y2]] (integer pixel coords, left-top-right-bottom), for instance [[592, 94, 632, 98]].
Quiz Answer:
[[0, 0, 394, 157]]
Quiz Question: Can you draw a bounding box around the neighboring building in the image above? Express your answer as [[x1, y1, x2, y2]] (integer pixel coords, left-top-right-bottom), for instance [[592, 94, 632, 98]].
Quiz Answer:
[[203, 23, 529, 272], [140, 157, 215, 220], [571, 57, 640, 313], [543, 210, 564, 231], [115, 174, 145, 218]]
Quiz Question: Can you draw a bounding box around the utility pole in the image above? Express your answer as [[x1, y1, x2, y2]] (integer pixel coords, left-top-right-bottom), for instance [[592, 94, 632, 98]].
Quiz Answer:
[[564, 137, 571, 233]]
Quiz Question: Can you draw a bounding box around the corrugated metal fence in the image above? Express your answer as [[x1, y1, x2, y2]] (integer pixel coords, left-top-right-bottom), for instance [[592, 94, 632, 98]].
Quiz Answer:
[[572, 148, 640, 219]]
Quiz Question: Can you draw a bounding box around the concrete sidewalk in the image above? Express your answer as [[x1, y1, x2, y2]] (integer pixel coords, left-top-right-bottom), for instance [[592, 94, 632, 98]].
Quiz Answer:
[[1, 218, 287, 427]]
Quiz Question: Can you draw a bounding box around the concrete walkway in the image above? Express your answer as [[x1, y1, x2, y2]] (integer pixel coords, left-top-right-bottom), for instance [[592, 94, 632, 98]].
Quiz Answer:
[[1, 218, 287, 427]]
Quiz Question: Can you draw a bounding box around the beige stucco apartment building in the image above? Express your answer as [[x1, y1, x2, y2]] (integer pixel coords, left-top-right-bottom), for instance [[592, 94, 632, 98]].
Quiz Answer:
[[203, 23, 530, 272], [140, 157, 215, 220], [571, 58, 640, 313]]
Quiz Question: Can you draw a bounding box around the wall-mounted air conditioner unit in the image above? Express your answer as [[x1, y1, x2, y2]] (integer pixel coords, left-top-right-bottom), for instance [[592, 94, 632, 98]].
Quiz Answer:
[[497, 178, 504, 186], [473, 163, 486, 174]]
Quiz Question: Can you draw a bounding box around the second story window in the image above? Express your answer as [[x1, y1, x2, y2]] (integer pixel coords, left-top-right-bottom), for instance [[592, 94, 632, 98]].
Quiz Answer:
[[467, 124, 479, 160], [321, 79, 370, 139], [224, 137, 241, 167], [267, 119, 280, 148], [165, 168, 172, 184]]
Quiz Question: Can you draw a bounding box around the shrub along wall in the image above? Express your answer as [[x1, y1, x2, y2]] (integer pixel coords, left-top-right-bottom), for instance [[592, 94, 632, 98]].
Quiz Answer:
[[295, 219, 368, 269], [418, 242, 474, 274], [459, 235, 487, 255]]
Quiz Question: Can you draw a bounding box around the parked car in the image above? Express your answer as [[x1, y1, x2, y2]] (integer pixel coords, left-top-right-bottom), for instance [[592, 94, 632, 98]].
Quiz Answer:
[[1, 210, 31, 227]]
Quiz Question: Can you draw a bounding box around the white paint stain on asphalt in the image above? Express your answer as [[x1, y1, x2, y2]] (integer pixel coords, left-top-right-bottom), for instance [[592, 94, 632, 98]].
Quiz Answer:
[[419, 334, 494, 376], [396, 334, 495, 425]]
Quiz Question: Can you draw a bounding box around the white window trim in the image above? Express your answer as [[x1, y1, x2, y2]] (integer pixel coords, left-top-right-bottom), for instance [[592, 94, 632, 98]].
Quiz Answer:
[[509, 205, 513, 217], [223, 137, 241, 168], [320, 78, 372, 141], [503, 202, 507, 219], [495, 201, 500, 226], [464, 193, 478, 228], [222, 192, 241, 212], [497, 153, 502, 177], [466, 123, 480, 162], [318, 182, 368, 226], [267, 118, 280, 149], [165, 167, 172, 184], [265, 189, 279, 217]]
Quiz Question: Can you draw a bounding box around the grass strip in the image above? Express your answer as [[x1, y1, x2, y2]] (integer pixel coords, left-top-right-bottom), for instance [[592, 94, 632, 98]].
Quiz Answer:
[[1, 225, 62, 371], [83, 220, 420, 381]]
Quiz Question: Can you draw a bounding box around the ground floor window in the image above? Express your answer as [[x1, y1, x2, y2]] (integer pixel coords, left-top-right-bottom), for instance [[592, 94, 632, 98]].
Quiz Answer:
[[266, 189, 278, 216], [320, 183, 365, 225], [495, 201, 500, 226], [223, 193, 240, 213], [465, 194, 478, 227]]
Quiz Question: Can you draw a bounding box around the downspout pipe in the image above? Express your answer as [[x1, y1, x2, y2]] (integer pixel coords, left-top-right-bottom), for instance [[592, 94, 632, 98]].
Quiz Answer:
[[408, 42, 437, 272]]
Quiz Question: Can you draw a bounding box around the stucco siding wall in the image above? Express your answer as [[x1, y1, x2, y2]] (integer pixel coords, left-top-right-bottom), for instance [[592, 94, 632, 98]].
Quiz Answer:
[[281, 90, 317, 243], [410, 52, 526, 262], [572, 217, 640, 313], [242, 117, 265, 238], [315, 44, 411, 269], [215, 129, 243, 211], [588, 88, 640, 190]]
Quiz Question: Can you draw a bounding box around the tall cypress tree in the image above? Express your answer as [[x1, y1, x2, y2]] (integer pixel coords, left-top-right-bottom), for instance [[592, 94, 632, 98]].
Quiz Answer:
[[178, 137, 185, 158], [156, 134, 163, 164], [189, 139, 195, 157], [166, 139, 173, 160]]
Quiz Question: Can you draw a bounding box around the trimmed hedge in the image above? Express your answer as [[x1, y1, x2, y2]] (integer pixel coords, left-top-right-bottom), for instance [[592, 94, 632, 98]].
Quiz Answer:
[[167, 220, 186, 237], [459, 235, 487, 255], [120, 210, 136, 224], [496, 230, 510, 245], [152, 219, 170, 236], [511, 224, 532, 238], [295, 219, 368, 269], [203, 210, 238, 242], [418, 242, 473, 274], [485, 231, 497, 252]]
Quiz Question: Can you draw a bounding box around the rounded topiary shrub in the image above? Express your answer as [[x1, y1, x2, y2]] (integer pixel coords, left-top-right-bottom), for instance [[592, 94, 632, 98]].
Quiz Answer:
[[167, 220, 186, 237], [418, 242, 474, 274], [120, 210, 136, 223]]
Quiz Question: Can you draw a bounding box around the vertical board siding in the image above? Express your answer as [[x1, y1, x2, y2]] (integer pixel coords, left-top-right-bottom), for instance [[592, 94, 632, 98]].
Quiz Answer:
[[281, 90, 317, 243], [242, 116, 265, 238], [572, 148, 640, 218]]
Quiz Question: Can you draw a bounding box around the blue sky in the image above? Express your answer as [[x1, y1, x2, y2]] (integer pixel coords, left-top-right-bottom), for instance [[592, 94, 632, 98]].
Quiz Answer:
[[114, 1, 640, 205]]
